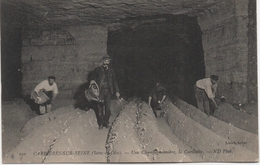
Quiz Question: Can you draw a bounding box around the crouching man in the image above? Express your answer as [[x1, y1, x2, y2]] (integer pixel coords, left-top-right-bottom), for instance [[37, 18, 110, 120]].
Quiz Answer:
[[194, 75, 218, 116], [31, 76, 58, 114], [148, 82, 167, 118]]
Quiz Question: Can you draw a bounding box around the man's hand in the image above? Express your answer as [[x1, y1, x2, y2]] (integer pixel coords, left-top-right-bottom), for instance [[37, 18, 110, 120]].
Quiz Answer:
[[116, 92, 120, 98], [214, 102, 218, 109], [211, 98, 218, 109]]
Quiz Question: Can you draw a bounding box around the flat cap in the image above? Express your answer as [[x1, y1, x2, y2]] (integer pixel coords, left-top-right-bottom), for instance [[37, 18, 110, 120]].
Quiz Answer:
[[210, 75, 219, 81]]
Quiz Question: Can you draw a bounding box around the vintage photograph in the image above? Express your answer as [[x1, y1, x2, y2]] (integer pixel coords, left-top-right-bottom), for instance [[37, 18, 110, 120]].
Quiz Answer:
[[1, 0, 258, 163]]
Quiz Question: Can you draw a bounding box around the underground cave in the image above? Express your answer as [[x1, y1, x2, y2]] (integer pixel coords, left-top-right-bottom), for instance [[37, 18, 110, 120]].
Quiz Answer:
[[1, 0, 258, 163]]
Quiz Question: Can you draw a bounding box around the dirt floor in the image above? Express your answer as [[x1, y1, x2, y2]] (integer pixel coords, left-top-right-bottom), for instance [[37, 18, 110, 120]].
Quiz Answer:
[[1, 96, 258, 163]]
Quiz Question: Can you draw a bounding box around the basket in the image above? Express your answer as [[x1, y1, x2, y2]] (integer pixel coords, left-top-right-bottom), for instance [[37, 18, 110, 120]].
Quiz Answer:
[[155, 107, 163, 118], [85, 80, 100, 102], [30, 91, 50, 104]]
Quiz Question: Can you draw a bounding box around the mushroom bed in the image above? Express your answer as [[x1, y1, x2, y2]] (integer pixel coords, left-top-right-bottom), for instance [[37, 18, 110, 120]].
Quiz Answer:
[[2, 98, 258, 163]]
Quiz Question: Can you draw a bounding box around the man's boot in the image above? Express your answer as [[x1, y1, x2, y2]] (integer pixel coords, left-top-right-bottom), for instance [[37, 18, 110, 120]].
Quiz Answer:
[[39, 105, 46, 115], [203, 101, 210, 116]]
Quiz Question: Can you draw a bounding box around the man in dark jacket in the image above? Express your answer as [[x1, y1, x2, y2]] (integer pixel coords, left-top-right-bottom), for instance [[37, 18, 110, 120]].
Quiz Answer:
[[90, 55, 120, 130], [148, 82, 167, 116]]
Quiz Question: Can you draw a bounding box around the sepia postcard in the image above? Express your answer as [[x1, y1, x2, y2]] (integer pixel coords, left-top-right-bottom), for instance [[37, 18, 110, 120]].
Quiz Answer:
[[1, 0, 258, 164]]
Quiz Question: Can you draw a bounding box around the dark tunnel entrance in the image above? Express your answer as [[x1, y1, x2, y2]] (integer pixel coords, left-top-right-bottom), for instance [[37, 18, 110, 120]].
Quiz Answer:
[[1, 3, 23, 101], [107, 15, 205, 106]]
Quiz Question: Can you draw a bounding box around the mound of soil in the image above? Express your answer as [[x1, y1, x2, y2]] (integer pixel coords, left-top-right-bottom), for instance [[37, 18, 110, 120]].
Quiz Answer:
[[172, 97, 258, 153], [137, 102, 191, 162], [3, 109, 85, 163], [3, 99, 126, 163], [107, 102, 149, 162], [164, 100, 258, 162], [2, 99, 37, 156], [2, 97, 258, 163], [20, 106, 75, 137], [214, 103, 258, 134], [44, 110, 107, 163]]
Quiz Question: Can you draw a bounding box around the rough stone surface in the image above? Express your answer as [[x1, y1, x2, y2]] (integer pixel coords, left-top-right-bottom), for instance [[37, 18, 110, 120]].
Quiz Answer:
[[2, 0, 224, 29], [197, 0, 251, 104], [2, 0, 256, 105], [247, 0, 257, 104], [21, 26, 107, 98]]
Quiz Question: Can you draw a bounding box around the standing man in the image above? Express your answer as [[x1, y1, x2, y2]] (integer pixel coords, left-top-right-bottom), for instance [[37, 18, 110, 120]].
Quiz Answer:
[[194, 75, 218, 116], [90, 55, 120, 130], [32, 76, 58, 114]]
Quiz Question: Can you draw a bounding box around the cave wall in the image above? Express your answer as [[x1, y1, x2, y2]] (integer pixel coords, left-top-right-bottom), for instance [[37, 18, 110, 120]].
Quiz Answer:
[[247, 0, 257, 104], [21, 26, 107, 98], [19, 0, 256, 104], [1, 3, 23, 100], [198, 0, 254, 104]]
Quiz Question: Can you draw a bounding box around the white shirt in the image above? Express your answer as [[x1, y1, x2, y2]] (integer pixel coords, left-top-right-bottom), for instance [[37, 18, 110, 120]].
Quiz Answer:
[[196, 78, 217, 99], [34, 80, 58, 94]]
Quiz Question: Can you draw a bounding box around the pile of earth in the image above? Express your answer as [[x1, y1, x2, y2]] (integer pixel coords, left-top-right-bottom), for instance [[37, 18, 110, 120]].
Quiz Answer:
[[2, 96, 258, 163]]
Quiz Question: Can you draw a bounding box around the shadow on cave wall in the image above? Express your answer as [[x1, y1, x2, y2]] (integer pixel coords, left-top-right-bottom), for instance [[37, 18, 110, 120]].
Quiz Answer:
[[107, 14, 205, 106]]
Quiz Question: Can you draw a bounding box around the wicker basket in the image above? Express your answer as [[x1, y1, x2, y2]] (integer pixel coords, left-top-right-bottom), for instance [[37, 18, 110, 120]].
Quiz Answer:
[[155, 107, 163, 118]]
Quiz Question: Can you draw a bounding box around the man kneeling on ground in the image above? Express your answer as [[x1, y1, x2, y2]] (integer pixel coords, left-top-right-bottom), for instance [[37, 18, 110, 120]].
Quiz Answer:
[[31, 76, 58, 114], [148, 82, 167, 117]]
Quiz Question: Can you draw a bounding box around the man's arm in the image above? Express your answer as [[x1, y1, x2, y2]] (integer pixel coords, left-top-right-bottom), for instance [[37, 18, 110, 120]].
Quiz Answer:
[[52, 83, 58, 101], [159, 95, 166, 104], [34, 80, 46, 93], [205, 86, 218, 109], [148, 96, 152, 107], [159, 89, 167, 104], [52, 93, 58, 100], [112, 69, 120, 98]]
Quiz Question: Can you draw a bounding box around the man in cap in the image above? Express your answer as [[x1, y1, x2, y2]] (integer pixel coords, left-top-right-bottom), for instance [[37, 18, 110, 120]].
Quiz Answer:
[[32, 76, 58, 114], [194, 75, 219, 116], [148, 81, 167, 117], [90, 55, 120, 130]]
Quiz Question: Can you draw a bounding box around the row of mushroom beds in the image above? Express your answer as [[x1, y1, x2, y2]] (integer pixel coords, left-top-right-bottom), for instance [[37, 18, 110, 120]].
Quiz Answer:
[[3, 97, 258, 163]]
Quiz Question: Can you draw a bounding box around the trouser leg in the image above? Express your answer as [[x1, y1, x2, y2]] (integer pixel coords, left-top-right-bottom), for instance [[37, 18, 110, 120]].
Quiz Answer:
[[92, 102, 103, 127], [46, 104, 52, 112], [103, 93, 111, 125], [196, 101, 205, 112], [151, 99, 159, 115], [44, 91, 53, 113], [195, 88, 204, 112], [39, 103, 47, 115], [203, 100, 210, 116]]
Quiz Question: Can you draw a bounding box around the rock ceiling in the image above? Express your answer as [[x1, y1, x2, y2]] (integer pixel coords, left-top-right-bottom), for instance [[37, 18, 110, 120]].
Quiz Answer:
[[2, 0, 224, 29]]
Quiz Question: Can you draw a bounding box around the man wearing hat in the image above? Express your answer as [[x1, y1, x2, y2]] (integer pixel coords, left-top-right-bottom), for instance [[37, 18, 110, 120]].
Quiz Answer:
[[90, 55, 120, 130], [194, 75, 219, 116], [31, 76, 58, 114], [148, 81, 167, 117]]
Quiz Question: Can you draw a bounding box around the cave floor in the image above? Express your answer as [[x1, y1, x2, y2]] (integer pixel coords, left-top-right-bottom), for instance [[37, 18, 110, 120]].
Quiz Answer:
[[2, 98, 258, 163]]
